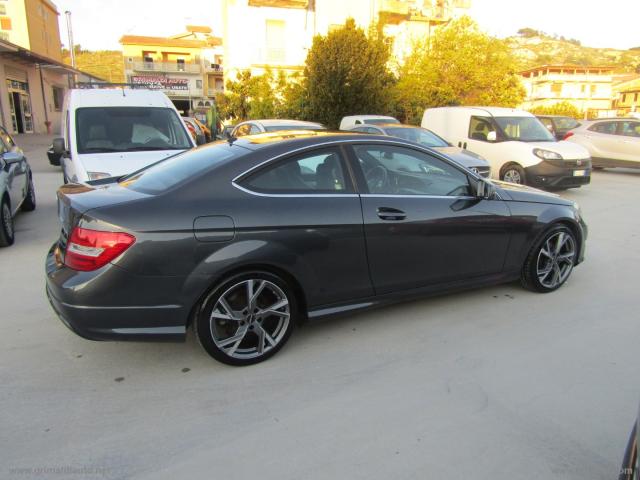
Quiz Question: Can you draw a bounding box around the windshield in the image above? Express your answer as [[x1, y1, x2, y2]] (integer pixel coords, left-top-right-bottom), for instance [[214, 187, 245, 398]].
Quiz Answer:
[[384, 127, 449, 147], [76, 107, 193, 154], [120, 143, 245, 194], [264, 125, 325, 132], [365, 118, 400, 125], [494, 116, 555, 142]]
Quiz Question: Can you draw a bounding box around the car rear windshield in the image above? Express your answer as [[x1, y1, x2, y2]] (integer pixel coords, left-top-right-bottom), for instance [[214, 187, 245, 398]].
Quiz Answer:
[[264, 125, 325, 132], [76, 107, 192, 154], [494, 116, 555, 142], [554, 117, 580, 130], [119, 143, 246, 194], [384, 127, 449, 147], [365, 118, 400, 125]]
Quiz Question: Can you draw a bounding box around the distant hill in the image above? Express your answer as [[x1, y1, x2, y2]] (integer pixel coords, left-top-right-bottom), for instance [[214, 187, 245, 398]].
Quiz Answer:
[[507, 30, 640, 72], [62, 49, 125, 83]]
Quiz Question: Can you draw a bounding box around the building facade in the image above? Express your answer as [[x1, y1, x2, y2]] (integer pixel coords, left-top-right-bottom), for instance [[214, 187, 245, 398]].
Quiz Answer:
[[221, 0, 470, 83], [520, 65, 614, 117], [0, 0, 98, 135], [612, 76, 640, 116], [120, 26, 224, 116]]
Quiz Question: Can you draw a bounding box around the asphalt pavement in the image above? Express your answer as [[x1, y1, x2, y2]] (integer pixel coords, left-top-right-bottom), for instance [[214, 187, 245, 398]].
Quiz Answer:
[[1, 134, 638, 480]]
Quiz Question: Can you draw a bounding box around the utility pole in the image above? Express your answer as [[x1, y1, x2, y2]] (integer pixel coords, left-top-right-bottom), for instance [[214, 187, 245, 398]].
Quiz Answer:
[[65, 10, 77, 86]]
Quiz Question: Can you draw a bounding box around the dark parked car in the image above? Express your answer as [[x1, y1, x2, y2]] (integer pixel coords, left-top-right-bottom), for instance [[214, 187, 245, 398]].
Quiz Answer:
[[46, 131, 587, 365], [619, 406, 638, 480], [349, 123, 492, 178], [537, 115, 581, 141], [1, 126, 36, 247]]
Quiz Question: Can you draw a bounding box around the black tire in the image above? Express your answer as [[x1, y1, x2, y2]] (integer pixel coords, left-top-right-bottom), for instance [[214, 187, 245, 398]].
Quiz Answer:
[[500, 164, 526, 185], [195, 271, 297, 366], [0, 197, 15, 247], [521, 224, 577, 293], [21, 175, 36, 212]]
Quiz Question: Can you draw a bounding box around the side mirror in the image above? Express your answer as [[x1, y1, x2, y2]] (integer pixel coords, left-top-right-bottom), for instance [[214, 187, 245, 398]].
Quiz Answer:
[[486, 131, 497, 142], [195, 133, 207, 146], [476, 179, 495, 199], [2, 151, 23, 164], [52, 138, 67, 156]]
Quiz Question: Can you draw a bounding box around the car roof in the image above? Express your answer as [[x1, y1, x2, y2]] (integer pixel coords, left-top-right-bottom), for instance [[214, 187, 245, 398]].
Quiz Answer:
[[68, 88, 176, 109], [227, 130, 398, 151], [343, 115, 397, 120], [429, 106, 534, 117], [535, 115, 575, 119]]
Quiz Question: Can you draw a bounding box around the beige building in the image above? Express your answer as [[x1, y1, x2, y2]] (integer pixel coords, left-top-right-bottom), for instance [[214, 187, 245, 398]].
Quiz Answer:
[[221, 0, 470, 83], [520, 64, 614, 117], [612, 75, 640, 116], [120, 26, 224, 116], [0, 0, 99, 134]]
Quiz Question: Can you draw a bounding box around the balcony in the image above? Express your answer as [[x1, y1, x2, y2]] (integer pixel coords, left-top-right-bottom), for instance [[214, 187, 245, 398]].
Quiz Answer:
[[205, 63, 224, 74], [248, 0, 308, 8], [132, 61, 201, 74], [379, 0, 409, 24], [207, 88, 224, 96]]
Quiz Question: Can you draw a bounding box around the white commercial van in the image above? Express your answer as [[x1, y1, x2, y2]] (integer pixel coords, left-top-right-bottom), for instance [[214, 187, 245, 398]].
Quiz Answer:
[[422, 107, 592, 189], [52, 88, 196, 183], [339, 115, 399, 131]]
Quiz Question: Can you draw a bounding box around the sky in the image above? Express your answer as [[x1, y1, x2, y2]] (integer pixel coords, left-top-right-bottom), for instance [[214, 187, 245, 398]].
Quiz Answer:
[[55, 0, 640, 51]]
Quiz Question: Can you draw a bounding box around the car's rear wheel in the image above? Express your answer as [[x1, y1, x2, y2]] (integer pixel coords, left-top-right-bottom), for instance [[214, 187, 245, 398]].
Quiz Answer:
[[501, 164, 526, 185], [195, 271, 297, 366], [521, 225, 577, 292], [21, 175, 36, 211], [0, 198, 15, 247]]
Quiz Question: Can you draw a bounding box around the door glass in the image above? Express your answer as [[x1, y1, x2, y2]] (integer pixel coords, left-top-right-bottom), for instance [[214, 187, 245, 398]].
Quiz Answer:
[[244, 149, 348, 193], [619, 121, 640, 137], [353, 145, 471, 196], [589, 122, 616, 134], [249, 124, 261, 135], [468, 116, 497, 142]]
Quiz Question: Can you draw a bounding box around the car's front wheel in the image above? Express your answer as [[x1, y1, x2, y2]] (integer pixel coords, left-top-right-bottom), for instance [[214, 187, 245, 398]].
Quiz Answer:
[[195, 272, 297, 366], [0, 197, 15, 247], [521, 225, 577, 292], [501, 164, 526, 185]]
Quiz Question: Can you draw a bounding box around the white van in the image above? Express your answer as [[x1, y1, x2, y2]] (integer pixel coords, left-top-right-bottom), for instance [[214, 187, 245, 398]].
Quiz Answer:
[[52, 88, 196, 183], [422, 107, 591, 189], [339, 115, 399, 131]]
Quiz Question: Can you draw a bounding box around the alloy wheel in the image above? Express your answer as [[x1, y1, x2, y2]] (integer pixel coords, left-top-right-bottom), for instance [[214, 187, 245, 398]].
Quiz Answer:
[[209, 279, 290, 360], [536, 231, 576, 289], [503, 169, 522, 184]]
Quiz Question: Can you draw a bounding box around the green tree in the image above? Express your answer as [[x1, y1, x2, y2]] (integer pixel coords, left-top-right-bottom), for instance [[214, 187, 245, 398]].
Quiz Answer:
[[529, 101, 581, 118], [395, 16, 525, 124], [216, 69, 281, 121], [303, 18, 395, 128]]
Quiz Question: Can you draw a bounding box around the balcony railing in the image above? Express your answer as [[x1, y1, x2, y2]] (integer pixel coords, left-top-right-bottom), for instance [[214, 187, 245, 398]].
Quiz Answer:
[[205, 63, 224, 74], [207, 88, 224, 96], [132, 61, 201, 74]]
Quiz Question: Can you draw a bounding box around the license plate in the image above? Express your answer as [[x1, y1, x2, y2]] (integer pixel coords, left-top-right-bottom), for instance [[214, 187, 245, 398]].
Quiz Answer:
[[573, 170, 587, 177]]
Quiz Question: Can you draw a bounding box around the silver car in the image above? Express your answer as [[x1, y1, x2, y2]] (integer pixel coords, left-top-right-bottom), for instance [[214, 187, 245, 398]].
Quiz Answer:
[[565, 118, 640, 169], [231, 119, 326, 137]]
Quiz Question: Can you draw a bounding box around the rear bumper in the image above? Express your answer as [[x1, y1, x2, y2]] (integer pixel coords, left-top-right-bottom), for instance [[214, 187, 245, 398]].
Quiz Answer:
[[525, 160, 591, 189], [45, 243, 190, 342]]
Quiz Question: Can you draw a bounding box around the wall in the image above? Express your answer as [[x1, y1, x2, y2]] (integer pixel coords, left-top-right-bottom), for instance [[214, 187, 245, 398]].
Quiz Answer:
[[24, 0, 62, 61]]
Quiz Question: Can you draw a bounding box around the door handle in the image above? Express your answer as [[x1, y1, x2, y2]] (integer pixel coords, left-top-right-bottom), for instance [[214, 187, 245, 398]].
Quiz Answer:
[[377, 207, 406, 221]]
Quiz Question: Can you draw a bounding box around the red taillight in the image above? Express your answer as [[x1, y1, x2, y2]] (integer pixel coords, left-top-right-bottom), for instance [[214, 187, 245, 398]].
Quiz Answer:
[[64, 227, 135, 271], [563, 131, 574, 140]]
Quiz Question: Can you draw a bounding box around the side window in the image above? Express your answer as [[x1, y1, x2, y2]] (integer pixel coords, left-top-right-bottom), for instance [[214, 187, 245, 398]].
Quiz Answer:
[[234, 124, 251, 137], [589, 122, 616, 135], [619, 121, 640, 137], [366, 127, 381, 134], [468, 116, 496, 142], [539, 117, 554, 131], [243, 148, 350, 193], [353, 144, 471, 197], [249, 124, 261, 135]]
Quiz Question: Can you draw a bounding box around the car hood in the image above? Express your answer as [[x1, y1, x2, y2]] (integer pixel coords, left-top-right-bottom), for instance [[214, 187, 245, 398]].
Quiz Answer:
[[78, 150, 184, 177], [492, 180, 573, 206], [433, 146, 489, 167], [527, 140, 589, 160]]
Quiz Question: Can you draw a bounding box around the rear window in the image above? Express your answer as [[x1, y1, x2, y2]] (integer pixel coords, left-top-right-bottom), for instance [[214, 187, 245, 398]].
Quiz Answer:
[[120, 143, 246, 194], [76, 107, 192, 154], [384, 127, 449, 147]]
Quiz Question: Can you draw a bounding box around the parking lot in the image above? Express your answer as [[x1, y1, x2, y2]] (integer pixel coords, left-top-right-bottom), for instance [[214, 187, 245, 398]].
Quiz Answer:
[[1, 134, 639, 479]]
